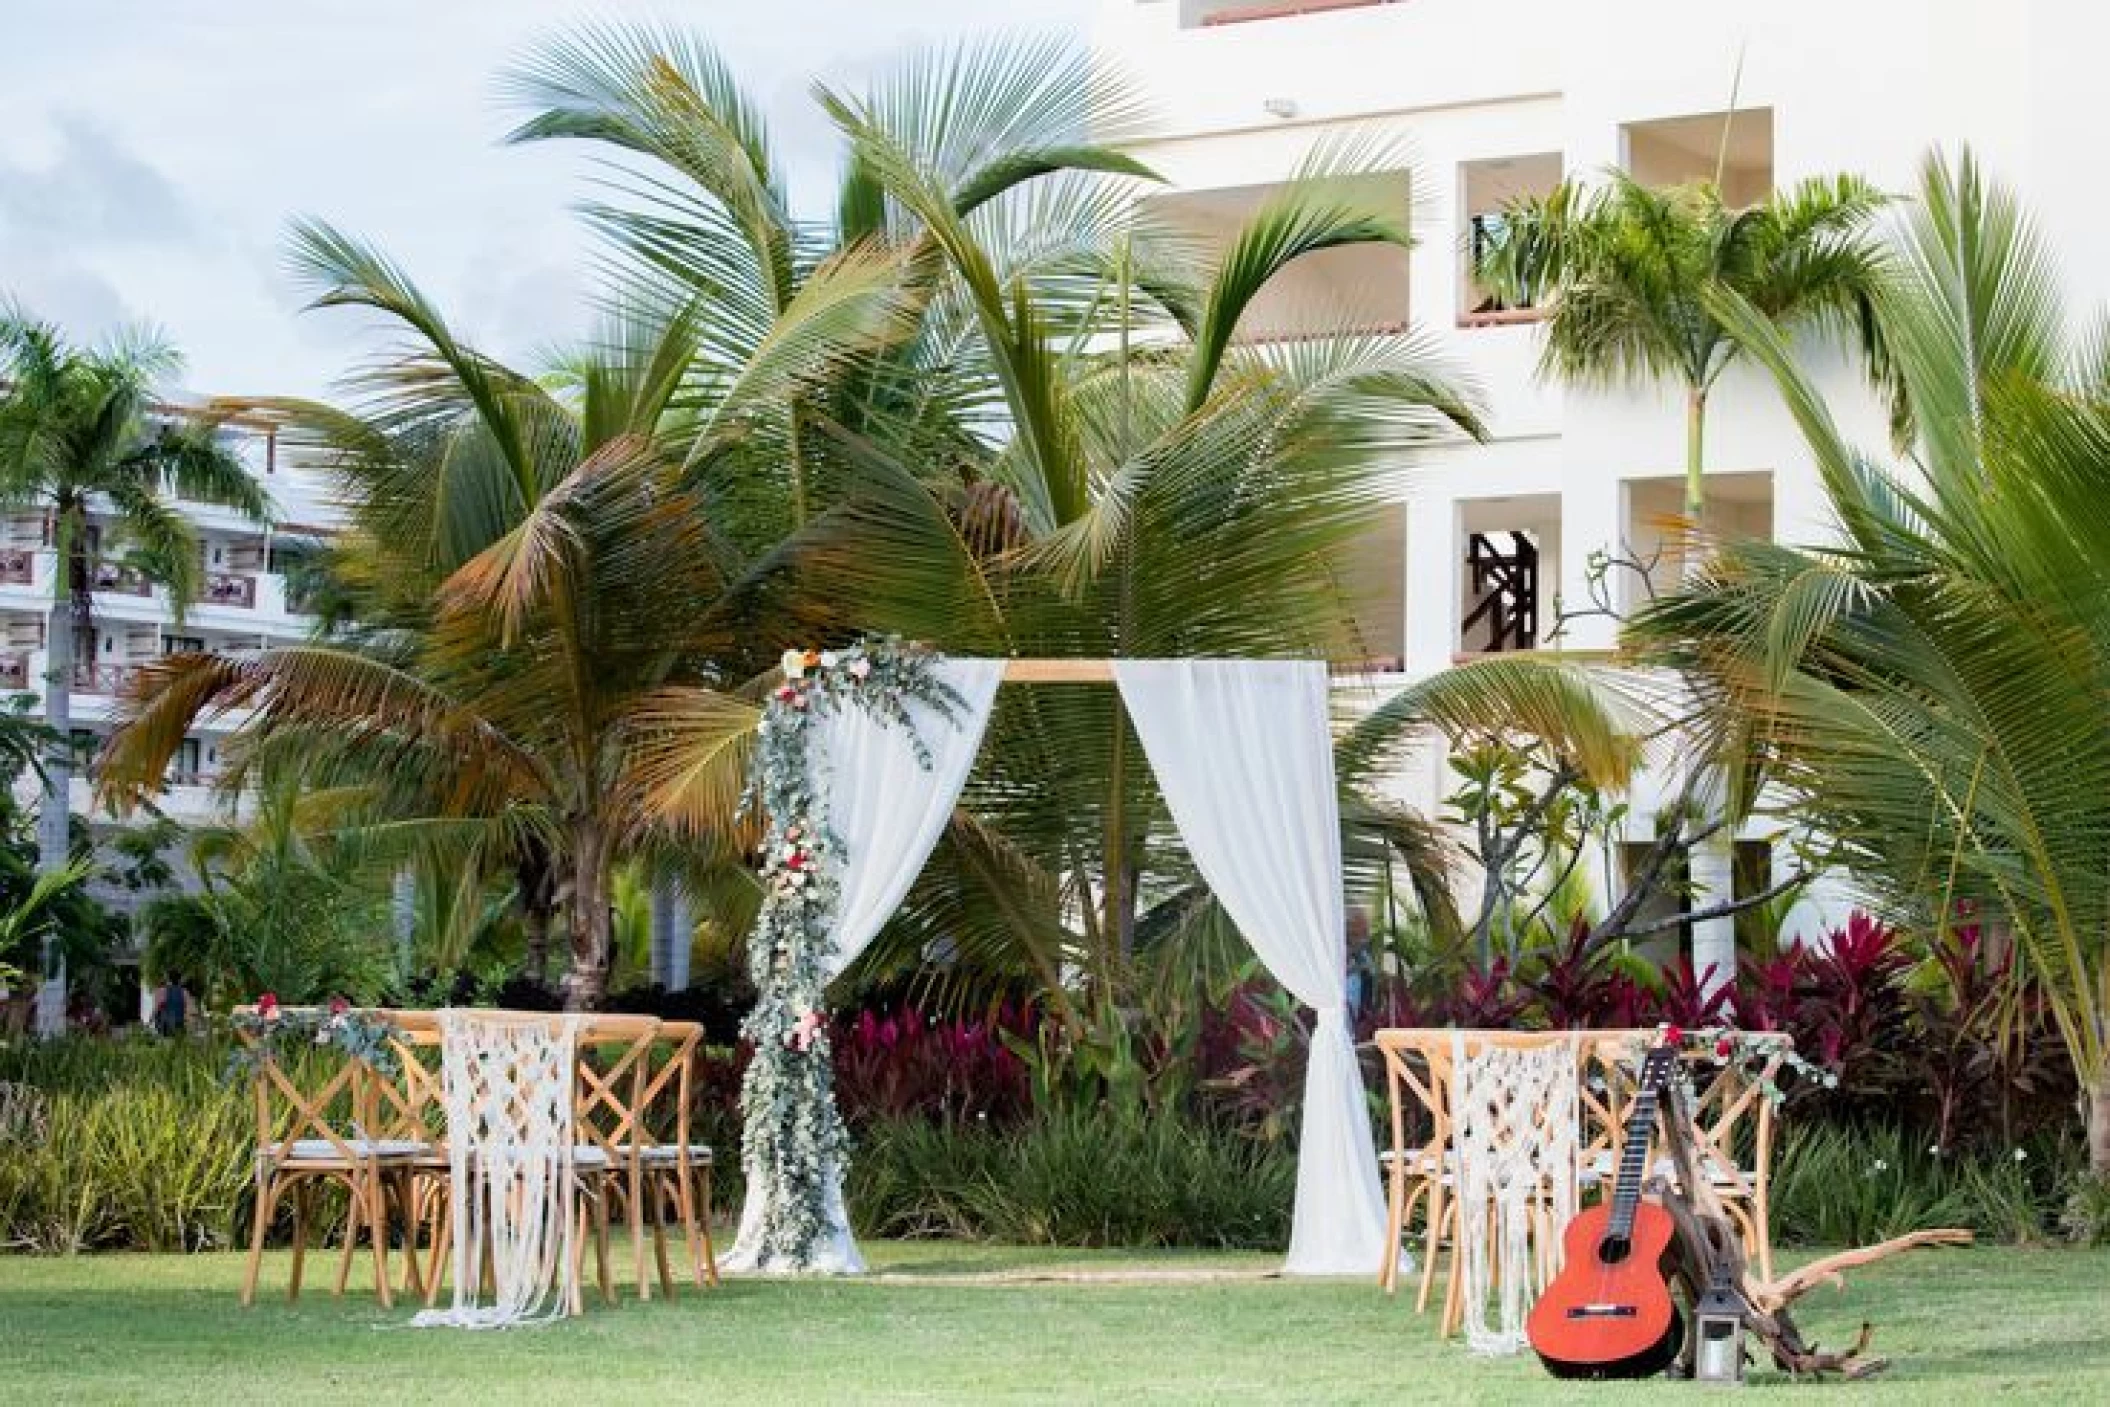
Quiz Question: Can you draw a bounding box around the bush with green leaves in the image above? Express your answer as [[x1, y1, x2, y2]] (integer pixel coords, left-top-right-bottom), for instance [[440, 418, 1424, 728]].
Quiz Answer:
[[1767, 1122, 2078, 1248]]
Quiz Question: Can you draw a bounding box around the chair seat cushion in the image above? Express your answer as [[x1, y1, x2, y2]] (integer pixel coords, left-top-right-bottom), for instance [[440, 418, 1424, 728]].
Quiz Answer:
[[1581, 1150, 1745, 1187], [266, 1138, 429, 1164]]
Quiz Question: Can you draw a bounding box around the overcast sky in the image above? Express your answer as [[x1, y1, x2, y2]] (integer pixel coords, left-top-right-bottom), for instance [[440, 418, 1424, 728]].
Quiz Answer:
[[0, 1, 1094, 398]]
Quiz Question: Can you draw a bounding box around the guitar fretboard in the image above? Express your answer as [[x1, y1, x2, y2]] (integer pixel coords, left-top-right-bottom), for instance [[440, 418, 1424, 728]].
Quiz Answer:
[[1608, 1061, 1665, 1240]]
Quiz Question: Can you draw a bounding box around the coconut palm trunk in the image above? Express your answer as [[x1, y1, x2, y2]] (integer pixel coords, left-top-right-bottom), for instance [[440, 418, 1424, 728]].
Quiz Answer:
[[564, 816, 613, 1011], [2092, 1063, 2110, 1178], [32, 582, 73, 1034]]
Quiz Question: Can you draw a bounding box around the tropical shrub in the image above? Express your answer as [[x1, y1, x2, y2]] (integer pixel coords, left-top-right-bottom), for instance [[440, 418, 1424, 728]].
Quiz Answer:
[[850, 1109, 1295, 1249], [1767, 1122, 2074, 1247]]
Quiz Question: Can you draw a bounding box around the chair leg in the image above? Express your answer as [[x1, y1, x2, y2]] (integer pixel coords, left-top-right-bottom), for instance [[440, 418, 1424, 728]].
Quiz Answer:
[[240, 1169, 277, 1308], [1753, 1188, 1775, 1283], [334, 1181, 360, 1297], [672, 1160, 702, 1289], [368, 1173, 395, 1310], [288, 1182, 313, 1302], [649, 1176, 675, 1299], [627, 1162, 650, 1302], [1381, 1165, 1407, 1294], [1416, 1178, 1447, 1314], [699, 1165, 719, 1288], [568, 1196, 588, 1318], [424, 1186, 452, 1309], [593, 1187, 616, 1307]]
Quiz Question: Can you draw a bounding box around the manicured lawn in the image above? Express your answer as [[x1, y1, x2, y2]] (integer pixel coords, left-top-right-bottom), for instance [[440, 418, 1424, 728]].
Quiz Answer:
[[0, 1243, 2104, 1403]]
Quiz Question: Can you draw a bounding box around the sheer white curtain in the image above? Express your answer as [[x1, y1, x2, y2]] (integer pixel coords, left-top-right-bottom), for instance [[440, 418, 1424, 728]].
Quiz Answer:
[[1113, 659, 1389, 1276], [723, 658, 1004, 1273]]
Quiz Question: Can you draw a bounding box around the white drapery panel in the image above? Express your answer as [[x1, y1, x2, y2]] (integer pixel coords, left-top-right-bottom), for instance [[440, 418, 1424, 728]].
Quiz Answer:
[[723, 657, 1004, 1274], [1112, 659, 1389, 1276]]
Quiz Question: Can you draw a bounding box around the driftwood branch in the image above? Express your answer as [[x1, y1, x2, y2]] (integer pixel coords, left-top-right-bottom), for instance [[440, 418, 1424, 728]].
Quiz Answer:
[[1652, 1073, 1971, 1379], [1748, 1231, 1976, 1316]]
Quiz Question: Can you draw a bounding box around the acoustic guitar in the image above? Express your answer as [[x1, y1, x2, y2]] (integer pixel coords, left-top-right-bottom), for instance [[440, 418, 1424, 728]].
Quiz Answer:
[[1526, 1039, 1684, 1379]]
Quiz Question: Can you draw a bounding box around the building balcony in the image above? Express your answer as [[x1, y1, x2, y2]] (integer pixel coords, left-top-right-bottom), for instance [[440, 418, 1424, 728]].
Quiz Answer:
[[203, 572, 256, 609], [1143, 173, 1415, 344], [90, 561, 152, 597], [71, 662, 141, 695]]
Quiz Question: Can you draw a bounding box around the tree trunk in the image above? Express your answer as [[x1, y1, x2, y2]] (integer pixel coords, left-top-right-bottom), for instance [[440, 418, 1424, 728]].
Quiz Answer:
[[1683, 386, 1709, 528], [32, 519, 86, 1037], [390, 868, 417, 977], [649, 880, 679, 989], [561, 821, 611, 1012], [516, 847, 556, 988], [2089, 1059, 2110, 1179]]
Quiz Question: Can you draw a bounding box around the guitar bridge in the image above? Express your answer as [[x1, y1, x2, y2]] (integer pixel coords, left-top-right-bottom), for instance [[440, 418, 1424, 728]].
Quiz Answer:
[[1566, 1304, 1640, 1319]]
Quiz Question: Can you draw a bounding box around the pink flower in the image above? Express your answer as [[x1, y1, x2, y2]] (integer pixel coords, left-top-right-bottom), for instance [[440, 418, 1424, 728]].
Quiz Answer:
[[1714, 1036, 1734, 1059], [847, 658, 872, 682], [328, 995, 349, 1017], [257, 992, 280, 1020]]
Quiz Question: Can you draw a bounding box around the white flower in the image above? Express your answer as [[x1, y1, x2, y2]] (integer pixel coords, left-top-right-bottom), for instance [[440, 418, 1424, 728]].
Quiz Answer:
[[848, 657, 872, 681], [781, 648, 807, 680], [820, 650, 840, 669], [2013, 1147, 2028, 1162]]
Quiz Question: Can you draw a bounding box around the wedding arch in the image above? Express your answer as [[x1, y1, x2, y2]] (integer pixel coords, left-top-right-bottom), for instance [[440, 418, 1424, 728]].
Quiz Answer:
[[719, 642, 1389, 1278]]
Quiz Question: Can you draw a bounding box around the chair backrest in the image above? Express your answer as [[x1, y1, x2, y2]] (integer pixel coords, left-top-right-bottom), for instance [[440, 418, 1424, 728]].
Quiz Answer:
[[233, 1008, 378, 1161], [371, 1010, 446, 1148], [1591, 1033, 1790, 1193], [573, 1015, 662, 1158], [634, 1020, 704, 1151], [1374, 1029, 1451, 1165]]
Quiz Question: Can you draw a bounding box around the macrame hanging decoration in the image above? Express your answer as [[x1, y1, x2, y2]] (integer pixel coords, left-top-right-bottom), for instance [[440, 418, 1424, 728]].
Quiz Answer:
[[1448, 1034, 1580, 1355], [413, 1011, 582, 1329]]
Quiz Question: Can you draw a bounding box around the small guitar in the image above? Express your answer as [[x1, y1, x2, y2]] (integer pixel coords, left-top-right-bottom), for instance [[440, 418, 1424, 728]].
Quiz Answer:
[[1526, 1037, 1684, 1380]]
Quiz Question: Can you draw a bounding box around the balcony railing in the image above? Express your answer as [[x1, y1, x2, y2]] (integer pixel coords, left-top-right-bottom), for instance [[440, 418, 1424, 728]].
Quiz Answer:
[[1198, 0, 1398, 26], [0, 548, 34, 586], [1456, 306, 1545, 329], [90, 561, 152, 597], [71, 662, 141, 695], [0, 653, 27, 690], [203, 572, 257, 608]]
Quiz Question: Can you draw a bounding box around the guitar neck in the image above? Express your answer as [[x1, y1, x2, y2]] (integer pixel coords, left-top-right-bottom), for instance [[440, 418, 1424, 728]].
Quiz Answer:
[[1608, 1079, 1660, 1238]]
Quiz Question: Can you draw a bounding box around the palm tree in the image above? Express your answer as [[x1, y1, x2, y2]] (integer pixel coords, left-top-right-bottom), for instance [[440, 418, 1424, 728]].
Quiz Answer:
[[99, 220, 892, 1007], [103, 32, 1163, 1011], [1474, 167, 1892, 527], [1632, 151, 2110, 1175], [0, 309, 269, 1028], [514, 28, 1639, 1021]]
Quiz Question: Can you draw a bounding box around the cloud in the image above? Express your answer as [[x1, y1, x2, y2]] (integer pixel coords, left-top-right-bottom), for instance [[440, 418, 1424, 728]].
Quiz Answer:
[[0, 113, 199, 254]]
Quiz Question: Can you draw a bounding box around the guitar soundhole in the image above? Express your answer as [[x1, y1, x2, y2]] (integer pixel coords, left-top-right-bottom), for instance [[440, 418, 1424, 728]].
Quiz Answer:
[[1596, 1234, 1633, 1265]]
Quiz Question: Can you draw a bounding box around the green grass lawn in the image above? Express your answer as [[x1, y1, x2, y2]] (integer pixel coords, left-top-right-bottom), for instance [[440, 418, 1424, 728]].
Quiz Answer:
[[1, 1243, 2103, 1403]]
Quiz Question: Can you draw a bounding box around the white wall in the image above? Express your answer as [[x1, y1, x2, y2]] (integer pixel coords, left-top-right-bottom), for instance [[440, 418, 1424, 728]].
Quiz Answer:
[[1099, 0, 2110, 947]]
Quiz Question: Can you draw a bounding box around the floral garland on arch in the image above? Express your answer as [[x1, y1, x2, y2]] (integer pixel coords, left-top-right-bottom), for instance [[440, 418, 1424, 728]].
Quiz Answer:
[[738, 637, 964, 1270]]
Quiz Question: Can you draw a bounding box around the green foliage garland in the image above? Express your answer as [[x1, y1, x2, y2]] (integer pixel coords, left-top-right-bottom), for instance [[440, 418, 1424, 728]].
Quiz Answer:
[[739, 638, 963, 1269]]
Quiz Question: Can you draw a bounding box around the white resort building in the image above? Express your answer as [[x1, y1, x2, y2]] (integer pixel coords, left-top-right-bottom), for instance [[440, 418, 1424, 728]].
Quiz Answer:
[[1, 404, 333, 945], [1096, 0, 2110, 972]]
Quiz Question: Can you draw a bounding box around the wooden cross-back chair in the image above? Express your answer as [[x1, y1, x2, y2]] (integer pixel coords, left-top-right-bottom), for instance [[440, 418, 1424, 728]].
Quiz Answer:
[[571, 1015, 662, 1304], [1594, 1034, 1788, 1281], [237, 1010, 418, 1309], [626, 1020, 719, 1292], [1375, 1030, 1451, 1301], [1377, 1029, 1600, 1333], [367, 1011, 449, 1300]]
